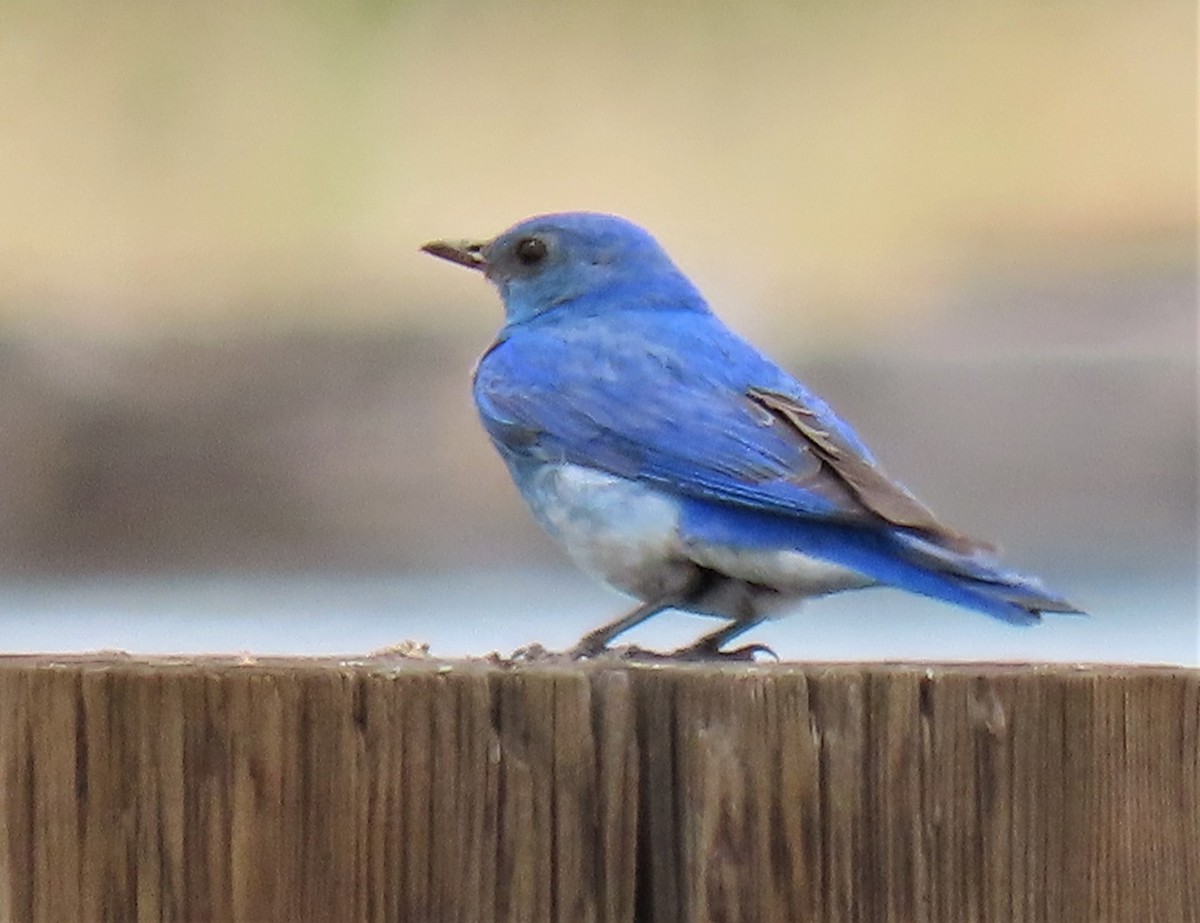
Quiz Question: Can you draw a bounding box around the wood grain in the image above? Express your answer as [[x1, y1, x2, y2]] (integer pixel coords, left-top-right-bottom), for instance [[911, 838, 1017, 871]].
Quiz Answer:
[[0, 657, 1194, 922]]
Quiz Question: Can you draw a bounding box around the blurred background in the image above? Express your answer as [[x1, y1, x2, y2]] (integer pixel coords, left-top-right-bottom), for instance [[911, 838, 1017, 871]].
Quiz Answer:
[[0, 1, 1195, 662]]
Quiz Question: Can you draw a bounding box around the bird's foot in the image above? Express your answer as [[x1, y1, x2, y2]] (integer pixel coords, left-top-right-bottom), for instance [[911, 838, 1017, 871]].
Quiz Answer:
[[571, 641, 691, 662], [509, 643, 560, 662], [570, 641, 662, 661], [669, 640, 779, 662], [569, 635, 608, 660]]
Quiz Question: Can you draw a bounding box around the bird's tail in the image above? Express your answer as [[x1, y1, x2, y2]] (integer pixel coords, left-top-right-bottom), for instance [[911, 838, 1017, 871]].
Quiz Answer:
[[889, 532, 1084, 625], [680, 501, 1084, 625]]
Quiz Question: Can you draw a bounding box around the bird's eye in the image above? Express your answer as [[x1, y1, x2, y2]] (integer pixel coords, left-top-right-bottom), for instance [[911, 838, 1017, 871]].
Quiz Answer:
[[515, 237, 548, 266]]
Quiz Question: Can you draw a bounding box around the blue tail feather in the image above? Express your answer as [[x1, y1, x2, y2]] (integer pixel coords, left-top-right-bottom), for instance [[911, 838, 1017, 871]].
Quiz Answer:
[[680, 499, 1082, 626]]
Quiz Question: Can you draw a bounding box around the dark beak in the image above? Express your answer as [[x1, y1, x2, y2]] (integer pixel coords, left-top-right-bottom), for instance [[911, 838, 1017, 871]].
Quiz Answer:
[[420, 239, 488, 271]]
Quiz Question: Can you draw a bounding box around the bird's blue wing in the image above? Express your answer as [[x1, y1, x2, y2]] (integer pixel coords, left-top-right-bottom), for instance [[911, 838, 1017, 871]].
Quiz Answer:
[[475, 308, 1082, 621], [474, 309, 985, 553]]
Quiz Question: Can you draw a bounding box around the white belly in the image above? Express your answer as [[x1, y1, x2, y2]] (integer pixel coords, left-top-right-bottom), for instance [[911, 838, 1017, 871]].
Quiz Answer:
[[686, 544, 874, 601], [513, 462, 874, 615], [518, 463, 696, 601]]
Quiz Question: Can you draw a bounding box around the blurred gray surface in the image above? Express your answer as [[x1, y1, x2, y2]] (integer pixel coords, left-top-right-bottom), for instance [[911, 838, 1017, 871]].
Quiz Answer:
[[1, 266, 1195, 665], [0, 569, 1194, 666], [1, 268, 1193, 576]]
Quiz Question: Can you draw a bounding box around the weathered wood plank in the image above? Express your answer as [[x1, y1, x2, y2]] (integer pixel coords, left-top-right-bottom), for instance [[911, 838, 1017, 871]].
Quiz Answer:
[[0, 657, 1195, 923]]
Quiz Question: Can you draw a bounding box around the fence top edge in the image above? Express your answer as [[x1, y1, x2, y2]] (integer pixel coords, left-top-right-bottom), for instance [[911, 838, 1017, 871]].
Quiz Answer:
[[0, 652, 1192, 680]]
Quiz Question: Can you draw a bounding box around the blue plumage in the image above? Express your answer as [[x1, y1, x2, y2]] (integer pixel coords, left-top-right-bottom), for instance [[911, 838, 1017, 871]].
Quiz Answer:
[[423, 212, 1082, 656]]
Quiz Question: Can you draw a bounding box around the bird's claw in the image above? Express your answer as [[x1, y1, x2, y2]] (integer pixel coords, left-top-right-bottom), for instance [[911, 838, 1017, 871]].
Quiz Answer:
[[569, 637, 608, 660], [669, 640, 779, 662]]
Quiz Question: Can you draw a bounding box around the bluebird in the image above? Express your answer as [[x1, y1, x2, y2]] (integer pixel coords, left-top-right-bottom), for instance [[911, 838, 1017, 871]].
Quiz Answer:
[[422, 213, 1082, 658]]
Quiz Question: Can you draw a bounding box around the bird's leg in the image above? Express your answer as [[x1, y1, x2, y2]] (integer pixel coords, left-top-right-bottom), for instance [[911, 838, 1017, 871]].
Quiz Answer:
[[672, 616, 777, 662], [570, 599, 667, 658], [571, 568, 726, 658]]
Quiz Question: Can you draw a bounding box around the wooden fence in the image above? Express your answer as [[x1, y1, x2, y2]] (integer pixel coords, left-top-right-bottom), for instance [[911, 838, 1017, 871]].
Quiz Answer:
[[0, 656, 1195, 922]]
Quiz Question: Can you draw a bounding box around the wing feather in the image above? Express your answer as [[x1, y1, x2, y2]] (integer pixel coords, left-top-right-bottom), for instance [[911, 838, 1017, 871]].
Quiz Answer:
[[475, 314, 992, 556], [747, 387, 995, 555]]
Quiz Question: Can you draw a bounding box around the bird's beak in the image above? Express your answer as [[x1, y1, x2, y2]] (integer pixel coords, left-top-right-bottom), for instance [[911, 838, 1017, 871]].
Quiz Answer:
[[420, 238, 488, 272]]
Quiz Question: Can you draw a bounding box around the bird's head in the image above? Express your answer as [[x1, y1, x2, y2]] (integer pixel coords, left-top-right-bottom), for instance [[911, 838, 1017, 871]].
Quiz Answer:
[[422, 212, 704, 325]]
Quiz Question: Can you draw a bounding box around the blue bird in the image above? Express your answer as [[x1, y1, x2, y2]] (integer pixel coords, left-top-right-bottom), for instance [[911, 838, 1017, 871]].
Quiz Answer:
[[422, 212, 1082, 657]]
